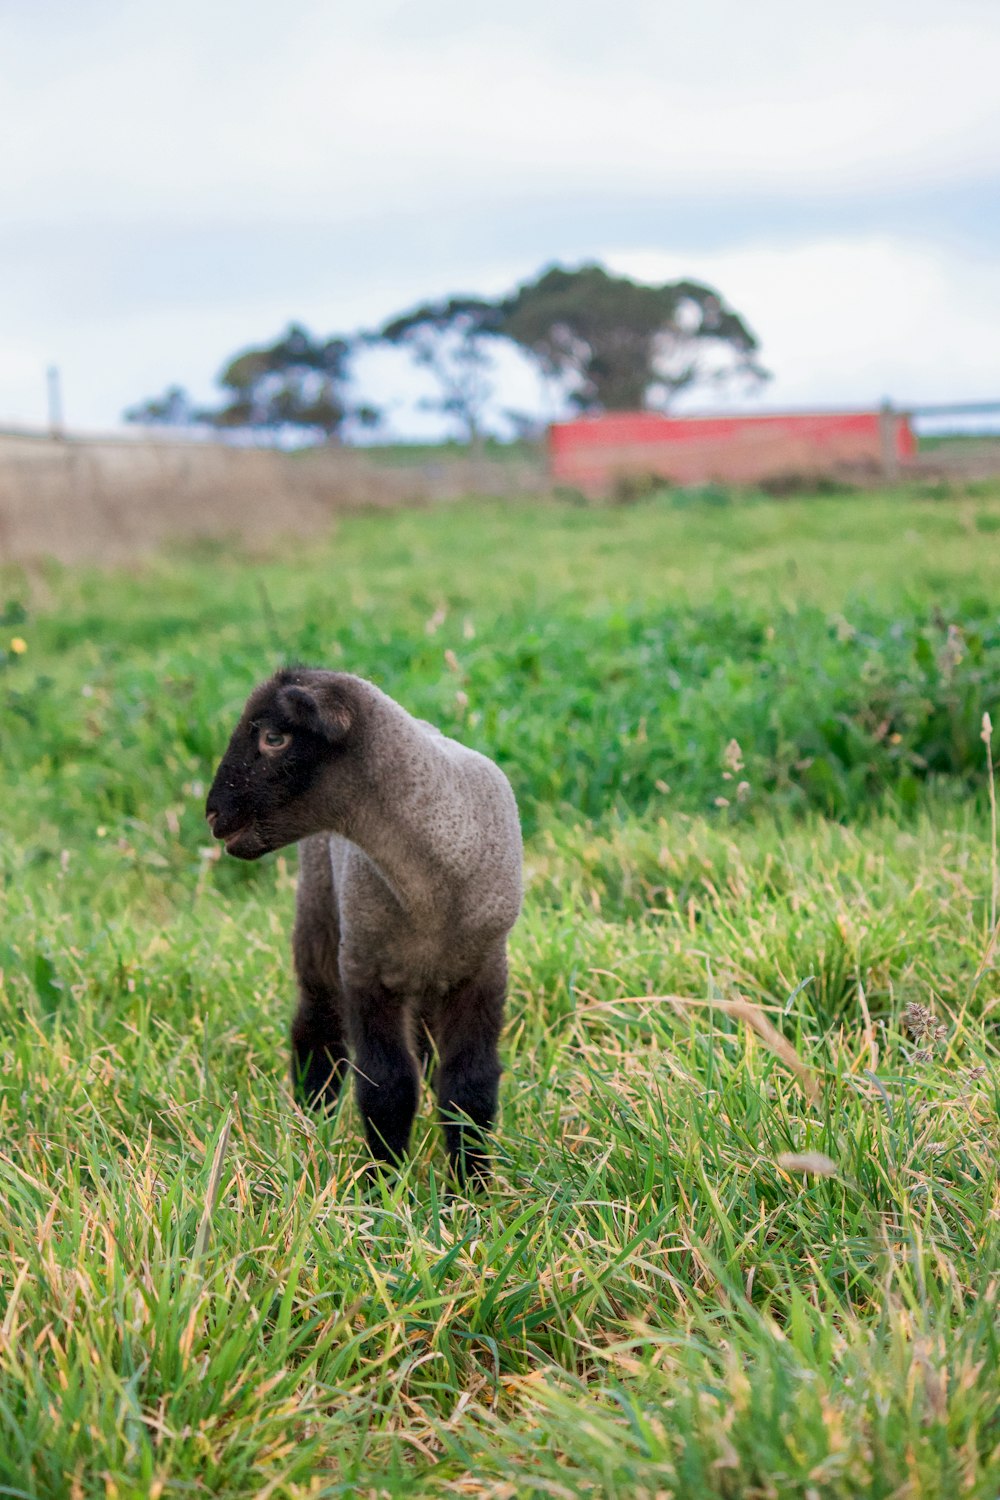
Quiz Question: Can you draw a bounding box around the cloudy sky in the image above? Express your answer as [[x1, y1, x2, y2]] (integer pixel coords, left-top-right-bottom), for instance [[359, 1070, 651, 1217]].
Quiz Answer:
[[2, 0, 998, 436]]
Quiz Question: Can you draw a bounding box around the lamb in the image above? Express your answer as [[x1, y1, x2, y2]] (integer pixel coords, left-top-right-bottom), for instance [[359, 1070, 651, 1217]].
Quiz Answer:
[[204, 667, 523, 1185]]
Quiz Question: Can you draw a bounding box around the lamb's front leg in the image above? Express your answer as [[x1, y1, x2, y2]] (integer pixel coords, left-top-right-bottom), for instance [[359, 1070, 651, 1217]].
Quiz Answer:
[[345, 981, 420, 1167], [435, 951, 506, 1188], [291, 839, 348, 1114]]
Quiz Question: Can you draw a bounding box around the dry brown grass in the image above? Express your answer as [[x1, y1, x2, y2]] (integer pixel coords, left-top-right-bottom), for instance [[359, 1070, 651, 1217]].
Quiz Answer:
[[0, 432, 543, 564]]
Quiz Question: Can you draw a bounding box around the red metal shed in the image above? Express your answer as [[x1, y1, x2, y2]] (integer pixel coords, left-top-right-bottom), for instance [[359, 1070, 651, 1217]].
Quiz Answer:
[[548, 409, 916, 494]]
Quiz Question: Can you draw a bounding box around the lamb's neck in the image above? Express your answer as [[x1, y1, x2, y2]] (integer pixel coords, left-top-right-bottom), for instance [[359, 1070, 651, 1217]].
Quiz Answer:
[[347, 801, 446, 919], [321, 703, 456, 918]]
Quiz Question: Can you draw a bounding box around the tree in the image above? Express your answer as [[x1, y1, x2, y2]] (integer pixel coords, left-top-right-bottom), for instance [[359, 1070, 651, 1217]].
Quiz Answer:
[[122, 327, 377, 441], [211, 324, 359, 440], [377, 297, 505, 447], [499, 264, 768, 412], [123, 385, 200, 427]]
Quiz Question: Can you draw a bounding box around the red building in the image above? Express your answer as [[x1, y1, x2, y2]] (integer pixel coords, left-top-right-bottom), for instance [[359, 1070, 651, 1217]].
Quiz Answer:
[[548, 408, 916, 494]]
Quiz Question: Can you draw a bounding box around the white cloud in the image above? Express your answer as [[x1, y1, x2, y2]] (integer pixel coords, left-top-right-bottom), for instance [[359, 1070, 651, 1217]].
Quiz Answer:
[[1, 0, 998, 227], [609, 236, 1000, 410]]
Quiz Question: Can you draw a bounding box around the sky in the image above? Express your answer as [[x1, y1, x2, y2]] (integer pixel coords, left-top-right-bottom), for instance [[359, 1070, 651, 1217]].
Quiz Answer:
[[2, 0, 999, 437]]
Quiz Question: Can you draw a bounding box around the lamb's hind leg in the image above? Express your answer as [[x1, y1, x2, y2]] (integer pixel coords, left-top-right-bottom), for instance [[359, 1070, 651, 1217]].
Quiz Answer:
[[435, 950, 506, 1188], [291, 840, 348, 1113]]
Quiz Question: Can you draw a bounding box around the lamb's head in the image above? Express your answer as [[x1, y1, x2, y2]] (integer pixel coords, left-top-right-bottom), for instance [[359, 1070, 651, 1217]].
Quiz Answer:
[[205, 669, 358, 859]]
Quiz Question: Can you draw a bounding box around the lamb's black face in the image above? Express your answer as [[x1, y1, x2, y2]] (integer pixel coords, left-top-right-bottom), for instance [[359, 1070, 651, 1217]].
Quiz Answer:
[[204, 715, 321, 859], [205, 671, 354, 860]]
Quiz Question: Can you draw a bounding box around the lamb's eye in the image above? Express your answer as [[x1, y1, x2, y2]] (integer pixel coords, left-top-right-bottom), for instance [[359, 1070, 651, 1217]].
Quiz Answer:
[[259, 728, 291, 753]]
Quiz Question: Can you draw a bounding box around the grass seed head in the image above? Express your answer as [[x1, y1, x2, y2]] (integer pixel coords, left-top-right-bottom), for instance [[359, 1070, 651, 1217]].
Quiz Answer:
[[902, 1002, 949, 1050]]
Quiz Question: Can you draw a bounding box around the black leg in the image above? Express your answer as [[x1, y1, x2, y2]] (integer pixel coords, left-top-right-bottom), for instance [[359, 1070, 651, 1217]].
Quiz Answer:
[[291, 849, 348, 1113], [291, 983, 349, 1114], [434, 953, 506, 1188], [346, 985, 420, 1167]]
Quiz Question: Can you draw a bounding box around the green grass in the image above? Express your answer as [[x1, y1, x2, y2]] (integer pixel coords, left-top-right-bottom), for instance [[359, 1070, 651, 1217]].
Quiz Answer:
[[352, 437, 542, 468], [917, 432, 1000, 451], [1, 487, 999, 1496]]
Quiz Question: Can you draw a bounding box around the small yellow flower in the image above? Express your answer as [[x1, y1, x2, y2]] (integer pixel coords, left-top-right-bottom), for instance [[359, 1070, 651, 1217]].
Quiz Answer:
[[9, 637, 27, 654]]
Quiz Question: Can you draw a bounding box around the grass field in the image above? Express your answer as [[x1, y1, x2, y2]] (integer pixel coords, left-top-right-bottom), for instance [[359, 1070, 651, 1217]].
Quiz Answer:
[[1, 487, 999, 1497]]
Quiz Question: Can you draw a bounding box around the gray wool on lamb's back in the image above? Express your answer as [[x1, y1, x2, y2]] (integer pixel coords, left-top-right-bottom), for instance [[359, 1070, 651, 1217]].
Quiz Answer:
[[205, 667, 523, 1185]]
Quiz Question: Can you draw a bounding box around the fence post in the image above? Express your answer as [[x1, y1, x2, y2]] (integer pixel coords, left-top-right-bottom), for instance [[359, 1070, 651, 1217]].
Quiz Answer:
[[879, 400, 899, 484], [47, 366, 64, 439]]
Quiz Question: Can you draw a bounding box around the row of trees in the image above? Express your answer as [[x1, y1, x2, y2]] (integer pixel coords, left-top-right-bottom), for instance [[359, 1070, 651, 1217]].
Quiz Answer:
[[125, 263, 769, 443]]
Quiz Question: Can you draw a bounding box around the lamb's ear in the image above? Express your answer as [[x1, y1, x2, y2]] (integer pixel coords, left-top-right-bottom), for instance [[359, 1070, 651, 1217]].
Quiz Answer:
[[277, 683, 353, 743]]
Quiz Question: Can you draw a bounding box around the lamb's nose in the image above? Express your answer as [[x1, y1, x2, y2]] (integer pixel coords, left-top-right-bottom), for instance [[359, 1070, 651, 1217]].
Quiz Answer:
[[206, 809, 218, 829]]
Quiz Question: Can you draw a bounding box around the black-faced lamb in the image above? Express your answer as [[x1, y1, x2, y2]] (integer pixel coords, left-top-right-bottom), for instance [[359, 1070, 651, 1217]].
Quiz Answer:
[[204, 668, 523, 1185]]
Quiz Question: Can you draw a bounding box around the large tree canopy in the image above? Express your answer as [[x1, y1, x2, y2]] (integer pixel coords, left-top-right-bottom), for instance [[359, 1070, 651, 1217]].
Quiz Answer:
[[123, 261, 770, 441], [499, 264, 768, 413], [378, 297, 504, 445]]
